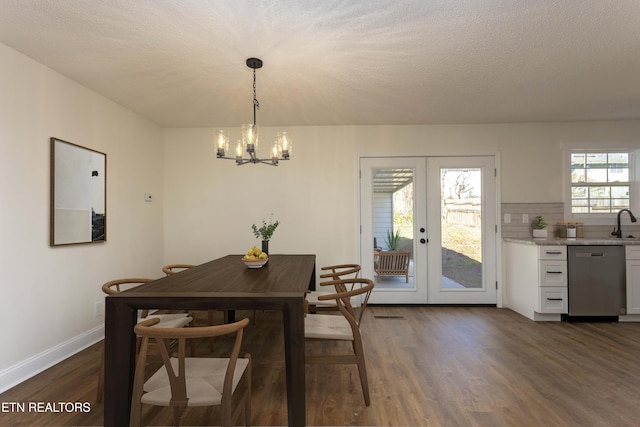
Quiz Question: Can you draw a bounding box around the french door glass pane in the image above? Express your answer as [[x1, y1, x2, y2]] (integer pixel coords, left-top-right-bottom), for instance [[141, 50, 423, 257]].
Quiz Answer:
[[372, 168, 414, 288], [440, 168, 483, 289]]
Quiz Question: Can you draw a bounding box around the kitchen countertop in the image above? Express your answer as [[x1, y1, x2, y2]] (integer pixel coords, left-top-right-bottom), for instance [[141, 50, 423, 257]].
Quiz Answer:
[[504, 237, 640, 245]]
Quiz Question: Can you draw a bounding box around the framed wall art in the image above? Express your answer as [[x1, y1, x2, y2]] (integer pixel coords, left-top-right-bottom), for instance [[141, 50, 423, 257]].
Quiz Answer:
[[50, 137, 106, 246]]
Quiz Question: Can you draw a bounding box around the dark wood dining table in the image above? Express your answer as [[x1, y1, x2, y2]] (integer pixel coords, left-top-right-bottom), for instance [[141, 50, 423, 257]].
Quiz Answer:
[[103, 254, 316, 427]]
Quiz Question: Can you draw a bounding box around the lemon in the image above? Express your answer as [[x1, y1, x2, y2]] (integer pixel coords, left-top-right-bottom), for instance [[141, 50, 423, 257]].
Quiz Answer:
[[245, 245, 266, 260]]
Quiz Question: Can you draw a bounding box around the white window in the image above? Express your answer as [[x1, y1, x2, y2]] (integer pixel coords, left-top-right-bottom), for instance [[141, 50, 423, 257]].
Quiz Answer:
[[570, 151, 631, 214]]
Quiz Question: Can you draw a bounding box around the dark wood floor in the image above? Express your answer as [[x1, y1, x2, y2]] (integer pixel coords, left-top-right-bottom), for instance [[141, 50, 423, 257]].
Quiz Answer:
[[2, 306, 640, 426]]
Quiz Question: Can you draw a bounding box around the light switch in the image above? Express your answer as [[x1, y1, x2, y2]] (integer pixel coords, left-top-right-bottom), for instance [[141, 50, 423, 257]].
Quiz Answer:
[[522, 214, 529, 223], [144, 193, 153, 202], [504, 213, 511, 224]]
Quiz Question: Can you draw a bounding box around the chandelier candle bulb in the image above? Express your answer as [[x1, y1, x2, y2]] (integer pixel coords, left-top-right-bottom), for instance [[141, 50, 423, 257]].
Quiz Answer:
[[277, 132, 292, 159], [242, 124, 258, 149], [215, 130, 229, 157]]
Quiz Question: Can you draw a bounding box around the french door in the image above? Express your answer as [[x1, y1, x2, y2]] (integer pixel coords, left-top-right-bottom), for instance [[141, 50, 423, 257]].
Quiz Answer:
[[360, 157, 428, 304], [360, 156, 497, 305]]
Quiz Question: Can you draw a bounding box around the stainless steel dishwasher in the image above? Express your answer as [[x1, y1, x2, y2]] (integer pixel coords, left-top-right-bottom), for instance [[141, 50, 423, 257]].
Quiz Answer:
[[568, 245, 626, 317]]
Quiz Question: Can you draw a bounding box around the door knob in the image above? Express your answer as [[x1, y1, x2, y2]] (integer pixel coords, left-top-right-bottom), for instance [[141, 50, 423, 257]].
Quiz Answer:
[[420, 227, 426, 233], [420, 238, 427, 244]]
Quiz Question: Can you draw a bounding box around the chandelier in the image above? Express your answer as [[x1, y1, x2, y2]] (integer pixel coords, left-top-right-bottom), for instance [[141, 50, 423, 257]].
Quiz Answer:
[[215, 58, 291, 166]]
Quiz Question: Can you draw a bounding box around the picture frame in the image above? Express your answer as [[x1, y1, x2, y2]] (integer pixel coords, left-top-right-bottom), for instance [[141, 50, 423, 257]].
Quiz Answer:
[[50, 137, 106, 246]]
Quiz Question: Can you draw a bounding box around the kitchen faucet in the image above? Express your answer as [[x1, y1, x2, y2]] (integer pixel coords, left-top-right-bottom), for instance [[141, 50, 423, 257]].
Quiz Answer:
[[611, 208, 637, 238]]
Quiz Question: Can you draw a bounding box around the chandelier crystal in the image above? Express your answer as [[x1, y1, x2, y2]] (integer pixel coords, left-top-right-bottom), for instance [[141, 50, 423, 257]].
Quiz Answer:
[[216, 58, 291, 166]]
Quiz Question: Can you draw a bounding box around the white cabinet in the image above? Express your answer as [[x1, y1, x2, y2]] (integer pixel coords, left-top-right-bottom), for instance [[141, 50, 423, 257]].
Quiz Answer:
[[507, 241, 640, 321], [504, 242, 567, 321], [625, 246, 640, 314], [539, 287, 568, 313], [539, 261, 567, 286], [537, 246, 568, 314], [538, 246, 567, 260]]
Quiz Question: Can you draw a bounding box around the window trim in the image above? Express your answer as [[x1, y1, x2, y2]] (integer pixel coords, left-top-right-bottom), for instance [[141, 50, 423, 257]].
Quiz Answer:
[[563, 146, 638, 225]]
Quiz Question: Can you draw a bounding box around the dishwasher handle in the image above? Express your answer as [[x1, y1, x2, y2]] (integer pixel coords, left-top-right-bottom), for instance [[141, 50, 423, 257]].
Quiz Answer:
[[576, 252, 604, 257]]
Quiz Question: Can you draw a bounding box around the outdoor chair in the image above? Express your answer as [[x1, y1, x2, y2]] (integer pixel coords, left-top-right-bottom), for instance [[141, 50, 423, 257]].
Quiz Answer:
[[374, 251, 410, 283]]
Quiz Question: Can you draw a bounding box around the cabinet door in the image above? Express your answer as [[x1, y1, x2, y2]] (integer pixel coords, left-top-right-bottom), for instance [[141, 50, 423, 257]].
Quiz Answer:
[[626, 246, 640, 260], [539, 261, 567, 286], [626, 260, 640, 314], [539, 246, 567, 260], [539, 287, 568, 313]]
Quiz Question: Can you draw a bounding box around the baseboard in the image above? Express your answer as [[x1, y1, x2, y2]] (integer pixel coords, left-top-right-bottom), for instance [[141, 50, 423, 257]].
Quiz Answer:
[[0, 325, 104, 393], [618, 314, 640, 322]]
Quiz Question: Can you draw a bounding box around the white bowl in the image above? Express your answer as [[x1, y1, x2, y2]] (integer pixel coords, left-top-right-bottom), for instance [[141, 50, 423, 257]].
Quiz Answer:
[[242, 258, 268, 268]]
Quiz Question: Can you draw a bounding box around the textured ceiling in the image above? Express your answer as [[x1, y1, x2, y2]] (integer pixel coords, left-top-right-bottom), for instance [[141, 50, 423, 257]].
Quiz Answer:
[[1, 0, 639, 128]]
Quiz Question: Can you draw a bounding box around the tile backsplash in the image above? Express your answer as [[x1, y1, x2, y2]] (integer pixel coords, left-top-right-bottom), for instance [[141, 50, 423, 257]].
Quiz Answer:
[[500, 203, 640, 239], [501, 203, 564, 239]]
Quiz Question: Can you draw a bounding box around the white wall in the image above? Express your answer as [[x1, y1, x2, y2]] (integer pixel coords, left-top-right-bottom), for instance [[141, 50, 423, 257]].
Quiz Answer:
[[163, 122, 640, 272], [0, 43, 165, 391]]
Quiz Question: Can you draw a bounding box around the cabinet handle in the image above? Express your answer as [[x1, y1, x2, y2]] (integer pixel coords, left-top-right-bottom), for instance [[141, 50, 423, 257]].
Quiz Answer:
[[546, 271, 563, 274], [546, 298, 563, 301], [546, 251, 562, 255]]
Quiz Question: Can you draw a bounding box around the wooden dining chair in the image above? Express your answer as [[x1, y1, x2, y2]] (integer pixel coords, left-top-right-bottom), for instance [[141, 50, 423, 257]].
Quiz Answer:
[[130, 317, 252, 427], [162, 264, 198, 317], [304, 278, 375, 406], [96, 278, 193, 403], [163, 263, 228, 347], [306, 264, 361, 313], [162, 264, 196, 276]]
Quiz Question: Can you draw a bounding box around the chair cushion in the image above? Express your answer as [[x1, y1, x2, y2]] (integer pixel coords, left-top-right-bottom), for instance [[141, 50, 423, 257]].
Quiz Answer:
[[142, 357, 249, 407], [138, 313, 193, 328], [305, 314, 354, 340], [306, 291, 337, 307]]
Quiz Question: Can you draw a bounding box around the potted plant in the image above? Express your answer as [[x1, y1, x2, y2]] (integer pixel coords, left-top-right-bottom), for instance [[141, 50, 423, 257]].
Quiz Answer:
[[251, 215, 279, 254], [385, 229, 401, 251], [532, 215, 548, 239]]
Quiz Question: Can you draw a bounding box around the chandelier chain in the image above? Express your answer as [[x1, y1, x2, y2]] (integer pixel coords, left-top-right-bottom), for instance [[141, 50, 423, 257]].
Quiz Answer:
[[253, 68, 260, 126]]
